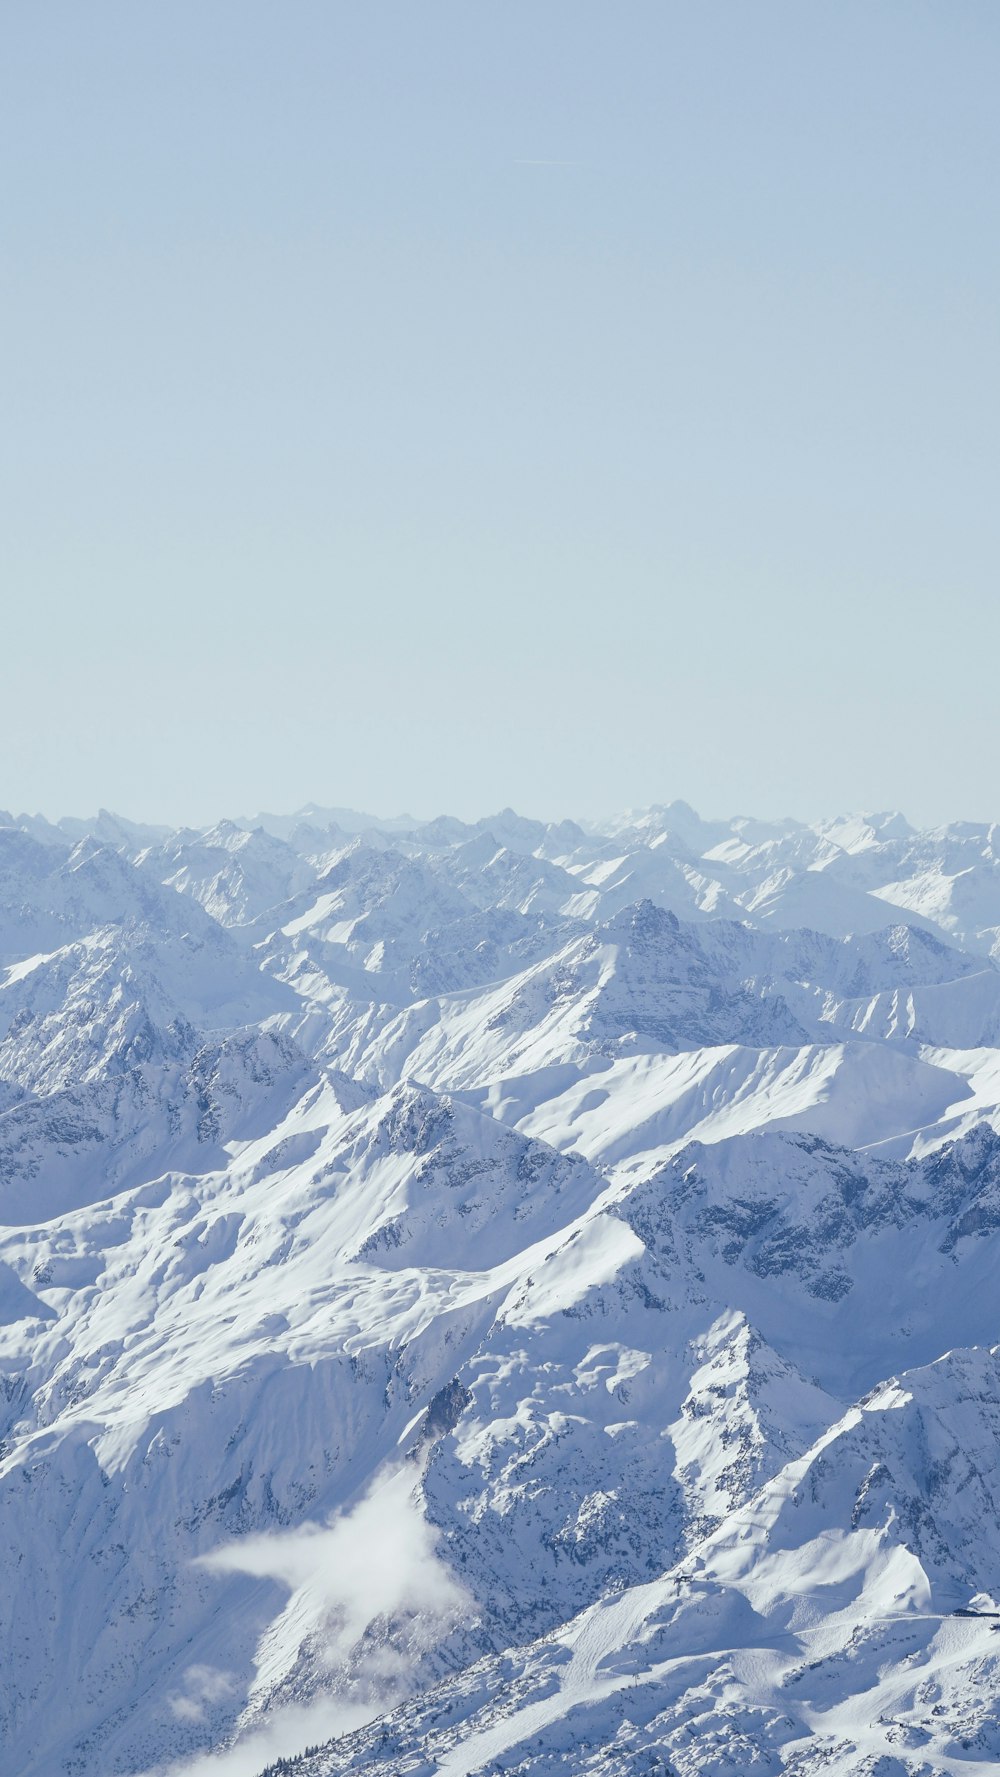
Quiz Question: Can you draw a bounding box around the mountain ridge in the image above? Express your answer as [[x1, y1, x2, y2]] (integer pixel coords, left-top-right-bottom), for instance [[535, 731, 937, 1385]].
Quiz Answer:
[[4, 802, 1000, 1775]]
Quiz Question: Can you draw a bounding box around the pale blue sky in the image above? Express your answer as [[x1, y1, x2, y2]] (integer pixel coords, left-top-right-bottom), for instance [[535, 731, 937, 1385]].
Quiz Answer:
[[3, 3, 998, 827]]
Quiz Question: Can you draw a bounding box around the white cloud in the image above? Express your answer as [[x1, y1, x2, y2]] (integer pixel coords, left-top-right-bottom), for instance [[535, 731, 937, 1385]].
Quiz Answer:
[[148, 1461, 470, 1777], [167, 1664, 238, 1724]]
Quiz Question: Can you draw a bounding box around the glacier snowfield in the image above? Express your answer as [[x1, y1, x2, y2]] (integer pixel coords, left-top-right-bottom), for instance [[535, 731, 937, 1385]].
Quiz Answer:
[[5, 802, 1000, 1776]]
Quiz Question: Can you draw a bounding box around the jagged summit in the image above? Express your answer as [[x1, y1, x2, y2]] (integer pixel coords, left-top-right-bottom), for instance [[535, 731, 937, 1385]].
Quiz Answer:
[[4, 801, 1000, 1775]]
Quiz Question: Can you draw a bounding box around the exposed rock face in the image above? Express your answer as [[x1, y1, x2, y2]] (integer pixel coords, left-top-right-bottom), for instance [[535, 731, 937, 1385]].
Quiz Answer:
[[5, 802, 1000, 1775]]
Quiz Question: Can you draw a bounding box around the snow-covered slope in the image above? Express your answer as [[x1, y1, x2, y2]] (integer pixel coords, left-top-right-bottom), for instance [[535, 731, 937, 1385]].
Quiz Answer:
[[5, 801, 1000, 1777]]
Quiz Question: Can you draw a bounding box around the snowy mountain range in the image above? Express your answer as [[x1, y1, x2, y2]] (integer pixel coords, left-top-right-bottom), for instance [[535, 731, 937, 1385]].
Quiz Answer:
[[5, 800, 1000, 1775]]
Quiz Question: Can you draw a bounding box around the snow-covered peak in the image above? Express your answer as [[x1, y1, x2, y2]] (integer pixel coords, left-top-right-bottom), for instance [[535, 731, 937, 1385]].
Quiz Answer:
[[4, 799, 1000, 1774]]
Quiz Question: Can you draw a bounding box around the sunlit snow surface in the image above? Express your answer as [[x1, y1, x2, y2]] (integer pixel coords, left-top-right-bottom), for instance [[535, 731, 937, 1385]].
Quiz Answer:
[[5, 803, 1000, 1774]]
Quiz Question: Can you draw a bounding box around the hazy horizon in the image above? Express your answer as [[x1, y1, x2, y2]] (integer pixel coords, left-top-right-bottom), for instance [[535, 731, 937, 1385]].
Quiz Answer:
[[6, 791, 998, 838]]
